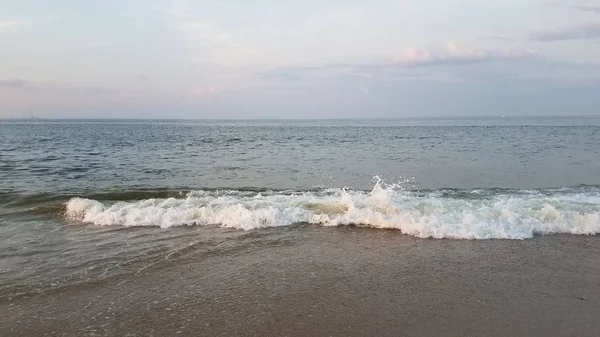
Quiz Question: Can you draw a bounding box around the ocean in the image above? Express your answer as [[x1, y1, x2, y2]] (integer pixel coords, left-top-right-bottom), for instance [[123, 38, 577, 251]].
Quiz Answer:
[[1, 117, 600, 336]]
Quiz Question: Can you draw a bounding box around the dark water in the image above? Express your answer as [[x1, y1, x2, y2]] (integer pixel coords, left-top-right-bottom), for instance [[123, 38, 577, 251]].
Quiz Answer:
[[1, 117, 600, 336], [2, 117, 600, 193]]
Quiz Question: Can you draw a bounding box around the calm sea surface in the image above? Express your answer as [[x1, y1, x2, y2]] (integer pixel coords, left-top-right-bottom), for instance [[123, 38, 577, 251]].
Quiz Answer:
[[2, 117, 600, 193], [1, 117, 600, 336]]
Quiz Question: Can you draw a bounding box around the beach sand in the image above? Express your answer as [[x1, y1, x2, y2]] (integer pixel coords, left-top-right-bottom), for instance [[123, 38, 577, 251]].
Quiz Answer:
[[2, 226, 599, 336]]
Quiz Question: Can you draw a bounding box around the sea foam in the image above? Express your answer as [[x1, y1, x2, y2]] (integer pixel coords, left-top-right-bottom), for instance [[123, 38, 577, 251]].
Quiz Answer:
[[65, 180, 600, 240]]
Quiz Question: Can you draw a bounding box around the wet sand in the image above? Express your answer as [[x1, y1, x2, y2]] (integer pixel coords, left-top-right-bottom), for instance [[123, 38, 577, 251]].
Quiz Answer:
[[2, 226, 600, 336]]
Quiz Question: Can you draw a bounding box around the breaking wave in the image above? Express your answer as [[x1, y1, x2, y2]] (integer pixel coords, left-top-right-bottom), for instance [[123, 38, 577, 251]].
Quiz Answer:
[[64, 179, 600, 240]]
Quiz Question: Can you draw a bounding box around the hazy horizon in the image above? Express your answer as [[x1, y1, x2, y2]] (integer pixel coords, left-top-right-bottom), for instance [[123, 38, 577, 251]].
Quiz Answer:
[[2, 0, 600, 119], [4, 115, 600, 123]]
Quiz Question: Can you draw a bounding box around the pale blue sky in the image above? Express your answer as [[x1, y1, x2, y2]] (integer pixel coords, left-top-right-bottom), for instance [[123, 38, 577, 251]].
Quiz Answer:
[[1, 0, 600, 118]]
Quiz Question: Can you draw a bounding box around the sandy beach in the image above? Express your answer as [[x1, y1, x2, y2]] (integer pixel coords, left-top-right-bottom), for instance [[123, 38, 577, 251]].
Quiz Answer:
[[3, 226, 599, 336]]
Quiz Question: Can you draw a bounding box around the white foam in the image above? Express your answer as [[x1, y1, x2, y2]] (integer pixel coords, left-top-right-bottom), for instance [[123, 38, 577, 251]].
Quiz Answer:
[[64, 180, 600, 240]]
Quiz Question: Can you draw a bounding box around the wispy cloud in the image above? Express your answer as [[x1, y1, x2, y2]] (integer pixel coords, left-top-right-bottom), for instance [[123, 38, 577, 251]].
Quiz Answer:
[[257, 69, 302, 83], [0, 79, 122, 95], [191, 85, 219, 97], [480, 35, 517, 42], [572, 4, 600, 14], [547, 0, 600, 14], [0, 79, 27, 88], [530, 22, 600, 41], [392, 44, 542, 67], [261, 44, 541, 75], [165, 1, 231, 47], [257, 44, 547, 90], [162, 0, 253, 66], [0, 21, 29, 29], [534, 1, 600, 42]]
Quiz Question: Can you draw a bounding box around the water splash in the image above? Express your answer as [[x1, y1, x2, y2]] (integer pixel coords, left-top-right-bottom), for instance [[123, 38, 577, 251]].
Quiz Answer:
[[65, 178, 600, 239]]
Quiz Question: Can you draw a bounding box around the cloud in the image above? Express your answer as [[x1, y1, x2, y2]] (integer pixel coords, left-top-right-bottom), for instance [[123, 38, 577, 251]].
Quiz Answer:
[[176, 19, 232, 46], [0, 79, 158, 117], [256, 44, 552, 94], [257, 69, 302, 83], [0, 21, 29, 29], [480, 35, 517, 42], [257, 44, 600, 103], [260, 44, 541, 79], [547, 0, 600, 14], [0, 79, 27, 88], [162, 0, 253, 66], [191, 85, 219, 97], [572, 4, 600, 14], [392, 44, 541, 67], [532, 2, 600, 42], [530, 22, 600, 41], [0, 78, 125, 96]]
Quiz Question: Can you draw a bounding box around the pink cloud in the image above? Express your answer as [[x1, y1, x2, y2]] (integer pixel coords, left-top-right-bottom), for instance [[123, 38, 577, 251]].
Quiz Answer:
[[394, 43, 541, 66]]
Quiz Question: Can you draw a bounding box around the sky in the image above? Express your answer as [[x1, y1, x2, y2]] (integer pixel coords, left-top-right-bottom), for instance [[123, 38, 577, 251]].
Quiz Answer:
[[1, 0, 600, 118]]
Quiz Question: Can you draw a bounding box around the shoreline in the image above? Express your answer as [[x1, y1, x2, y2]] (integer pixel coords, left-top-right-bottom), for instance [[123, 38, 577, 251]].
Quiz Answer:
[[3, 227, 599, 336]]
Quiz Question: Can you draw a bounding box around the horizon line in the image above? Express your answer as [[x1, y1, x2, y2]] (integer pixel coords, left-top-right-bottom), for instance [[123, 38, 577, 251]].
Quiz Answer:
[[2, 114, 600, 121]]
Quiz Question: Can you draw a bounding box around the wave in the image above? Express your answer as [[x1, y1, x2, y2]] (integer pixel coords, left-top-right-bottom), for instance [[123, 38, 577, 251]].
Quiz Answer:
[[63, 179, 600, 240]]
